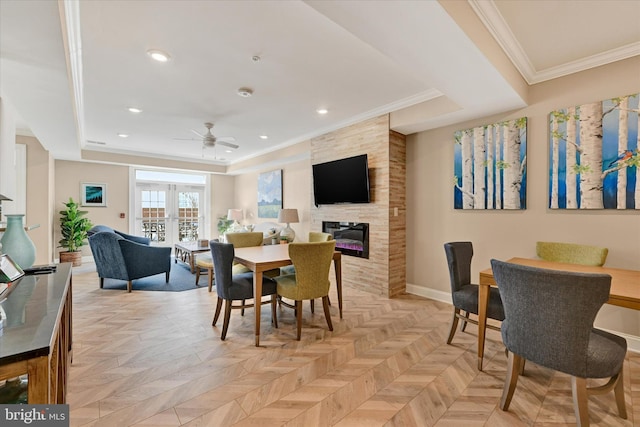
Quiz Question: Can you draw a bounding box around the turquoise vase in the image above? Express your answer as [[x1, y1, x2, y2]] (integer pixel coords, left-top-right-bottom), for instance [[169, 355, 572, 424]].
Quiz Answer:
[[0, 214, 36, 268]]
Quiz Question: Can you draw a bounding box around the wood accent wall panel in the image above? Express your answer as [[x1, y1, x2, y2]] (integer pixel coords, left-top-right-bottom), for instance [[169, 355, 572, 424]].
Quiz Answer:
[[310, 115, 406, 297]]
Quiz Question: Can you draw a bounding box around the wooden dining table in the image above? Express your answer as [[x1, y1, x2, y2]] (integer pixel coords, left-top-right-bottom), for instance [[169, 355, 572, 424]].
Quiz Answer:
[[476, 257, 640, 371], [233, 243, 342, 346]]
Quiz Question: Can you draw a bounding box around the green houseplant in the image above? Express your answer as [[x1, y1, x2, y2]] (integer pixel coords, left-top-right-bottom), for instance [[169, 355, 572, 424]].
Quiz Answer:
[[58, 197, 93, 266]]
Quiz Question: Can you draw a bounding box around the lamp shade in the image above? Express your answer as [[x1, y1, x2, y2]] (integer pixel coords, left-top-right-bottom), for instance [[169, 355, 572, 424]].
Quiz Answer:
[[227, 209, 243, 222], [278, 208, 299, 224]]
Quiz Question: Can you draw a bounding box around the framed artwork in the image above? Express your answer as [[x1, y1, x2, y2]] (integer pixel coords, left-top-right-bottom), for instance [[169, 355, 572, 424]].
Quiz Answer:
[[454, 117, 527, 209], [549, 93, 639, 209], [258, 170, 282, 218], [81, 183, 107, 207]]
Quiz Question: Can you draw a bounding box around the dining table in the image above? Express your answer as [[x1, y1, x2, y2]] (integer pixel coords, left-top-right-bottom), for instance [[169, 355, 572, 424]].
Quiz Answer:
[[476, 257, 640, 371], [233, 243, 342, 346]]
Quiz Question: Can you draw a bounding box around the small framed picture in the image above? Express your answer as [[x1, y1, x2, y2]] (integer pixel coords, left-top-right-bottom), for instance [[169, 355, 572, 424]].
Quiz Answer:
[[81, 183, 107, 207], [0, 254, 25, 283]]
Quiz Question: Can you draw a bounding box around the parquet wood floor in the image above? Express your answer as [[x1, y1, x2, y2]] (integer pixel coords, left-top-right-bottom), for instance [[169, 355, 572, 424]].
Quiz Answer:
[[68, 265, 638, 427]]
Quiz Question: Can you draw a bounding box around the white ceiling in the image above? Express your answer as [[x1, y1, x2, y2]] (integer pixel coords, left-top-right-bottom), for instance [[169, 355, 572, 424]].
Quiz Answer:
[[1, 0, 638, 169]]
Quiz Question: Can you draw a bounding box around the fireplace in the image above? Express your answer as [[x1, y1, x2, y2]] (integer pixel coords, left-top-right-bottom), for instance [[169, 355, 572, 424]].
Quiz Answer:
[[322, 221, 369, 259]]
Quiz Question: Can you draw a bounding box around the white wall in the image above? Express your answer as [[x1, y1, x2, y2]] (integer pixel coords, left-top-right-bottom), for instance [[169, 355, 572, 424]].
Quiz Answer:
[[406, 57, 640, 342]]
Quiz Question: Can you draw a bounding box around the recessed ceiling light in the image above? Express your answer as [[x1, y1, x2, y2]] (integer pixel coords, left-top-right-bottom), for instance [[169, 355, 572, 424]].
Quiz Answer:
[[225, 150, 232, 153], [128, 107, 142, 113], [259, 135, 268, 140], [237, 87, 253, 97], [117, 133, 129, 138], [147, 49, 170, 62], [316, 108, 328, 115]]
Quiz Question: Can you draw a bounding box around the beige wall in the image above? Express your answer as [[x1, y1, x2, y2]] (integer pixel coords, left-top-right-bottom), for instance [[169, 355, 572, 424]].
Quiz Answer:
[[406, 57, 640, 337]]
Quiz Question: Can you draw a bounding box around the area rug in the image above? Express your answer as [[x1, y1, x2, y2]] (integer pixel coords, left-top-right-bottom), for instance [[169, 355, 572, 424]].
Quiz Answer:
[[101, 259, 206, 292]]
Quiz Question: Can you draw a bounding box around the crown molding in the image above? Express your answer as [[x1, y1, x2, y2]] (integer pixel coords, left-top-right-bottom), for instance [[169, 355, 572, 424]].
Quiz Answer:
[[468, 0, 640, 85]]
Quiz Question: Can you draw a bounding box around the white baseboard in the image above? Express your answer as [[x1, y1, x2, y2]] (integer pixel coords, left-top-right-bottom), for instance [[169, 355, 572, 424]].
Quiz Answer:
[[405, 282, 640, 354]]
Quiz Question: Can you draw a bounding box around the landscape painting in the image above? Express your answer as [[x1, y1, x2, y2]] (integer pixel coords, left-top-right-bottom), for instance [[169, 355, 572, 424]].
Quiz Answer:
[[549, 93, 639, 209], [258, 169, 282, 218], [454, 118, 527, 210]]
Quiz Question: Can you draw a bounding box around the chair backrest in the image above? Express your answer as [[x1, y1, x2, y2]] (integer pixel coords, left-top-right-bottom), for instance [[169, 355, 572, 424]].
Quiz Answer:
[[444, 242, 473, 293], [209, 241, 235, 300], [309, 232, 333, 242], [225, 232, 264, 248], [536, 241, 608, 266], [287, 240, 336, 300], [88, 232, 127, 279], [491, 259, 611, 377]]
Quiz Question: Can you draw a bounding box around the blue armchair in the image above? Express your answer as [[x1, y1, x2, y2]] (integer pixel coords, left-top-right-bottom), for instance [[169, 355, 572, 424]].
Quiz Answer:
[[88, 225, 171, 292]]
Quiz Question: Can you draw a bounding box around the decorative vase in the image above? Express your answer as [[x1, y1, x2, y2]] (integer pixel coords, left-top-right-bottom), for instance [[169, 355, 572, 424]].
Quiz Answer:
[[0, 214, 36, 268]]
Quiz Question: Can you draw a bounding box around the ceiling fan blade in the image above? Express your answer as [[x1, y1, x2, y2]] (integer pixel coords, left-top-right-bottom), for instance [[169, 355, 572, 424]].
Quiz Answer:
[[190, 129, 205, 138], [217, 140, 239, 149], [173, 137, 198, 141], [217, 136, 236, 142]]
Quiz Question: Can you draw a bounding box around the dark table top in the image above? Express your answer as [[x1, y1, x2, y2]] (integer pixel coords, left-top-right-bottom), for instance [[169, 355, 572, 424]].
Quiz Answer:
[[0, 263, 72, 365]]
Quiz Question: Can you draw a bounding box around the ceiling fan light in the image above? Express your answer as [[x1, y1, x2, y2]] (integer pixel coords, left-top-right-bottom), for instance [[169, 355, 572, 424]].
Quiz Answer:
[[147, 49, 171, 62]]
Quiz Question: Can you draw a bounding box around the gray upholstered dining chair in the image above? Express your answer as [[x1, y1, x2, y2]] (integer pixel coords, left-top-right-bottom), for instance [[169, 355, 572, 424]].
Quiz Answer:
[[491, 259, 627, 427], [444, 242, 504, 344], [209, 241, 278, 340]]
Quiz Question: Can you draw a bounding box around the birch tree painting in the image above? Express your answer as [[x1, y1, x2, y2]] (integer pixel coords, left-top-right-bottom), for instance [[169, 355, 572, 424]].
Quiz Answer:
[[548, 93, 639, 209], [454, 118, 527, 209]]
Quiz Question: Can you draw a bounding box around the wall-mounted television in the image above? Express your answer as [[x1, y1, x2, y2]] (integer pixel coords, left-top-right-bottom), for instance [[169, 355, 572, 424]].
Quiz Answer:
[[312, 154, 370, 207]]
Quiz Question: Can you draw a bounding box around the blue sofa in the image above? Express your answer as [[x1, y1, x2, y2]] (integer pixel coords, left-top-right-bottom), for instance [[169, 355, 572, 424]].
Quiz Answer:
[[88, 225, 171, 292]]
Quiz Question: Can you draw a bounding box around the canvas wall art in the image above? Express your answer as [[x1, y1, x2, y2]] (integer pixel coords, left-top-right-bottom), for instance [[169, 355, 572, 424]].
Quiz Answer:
[[548, 93, 639, 209], [454, 118, 527, 210], [257, 169, 282, 218]]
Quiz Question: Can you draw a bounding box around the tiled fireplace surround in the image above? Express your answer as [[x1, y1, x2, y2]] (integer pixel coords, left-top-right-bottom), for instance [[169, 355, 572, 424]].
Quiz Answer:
[[310, 115, 406, 297]]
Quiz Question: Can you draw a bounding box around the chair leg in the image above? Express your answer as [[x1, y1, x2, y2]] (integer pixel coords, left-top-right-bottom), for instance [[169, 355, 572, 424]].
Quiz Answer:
[[322, 296, 333, 331], [241, 300, 245, 316], [295, 300, 302, 340], [613, 370, 627, 419], [212, 297, 223, 326], [100, 277, 104, 288], [165, 271, 170, 282], [500, 352, 522, 411], [310, 299, 315, 313], [127, 280, 133, 293], [571, 376, 590, 427], [207, 268, 214, 292], [221, 299, 232, 341], [460, 311, 470, 332], [196, 268, 201, 285], [271, 295, 278, 329], [446, 308, 460, 344]]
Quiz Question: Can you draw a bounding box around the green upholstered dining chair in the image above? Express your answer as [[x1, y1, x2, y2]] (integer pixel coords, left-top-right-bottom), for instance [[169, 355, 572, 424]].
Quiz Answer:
[[280, 232, 333, 276], [535, 241, 608, 266], [274, 240, 336, 340], [225, 232, 265, 274]]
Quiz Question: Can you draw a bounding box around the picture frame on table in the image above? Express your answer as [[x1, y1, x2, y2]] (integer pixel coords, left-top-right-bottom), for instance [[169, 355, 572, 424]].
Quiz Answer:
[[81, 183, 107, 207]]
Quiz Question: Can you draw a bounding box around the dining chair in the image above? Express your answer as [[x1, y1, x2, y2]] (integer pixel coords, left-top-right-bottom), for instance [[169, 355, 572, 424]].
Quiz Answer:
[[535, 241, 608, 266], [280, 230, 333, 277], [209, 241, 278, 340], [491, 259, 627, 427], [444, 242, 504, 344], [274, 240, 336, 340]]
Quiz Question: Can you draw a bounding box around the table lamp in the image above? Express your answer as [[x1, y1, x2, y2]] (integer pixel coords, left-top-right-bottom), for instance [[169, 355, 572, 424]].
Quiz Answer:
[[227, 208, 244, 232], [278, 208, 299, 242]]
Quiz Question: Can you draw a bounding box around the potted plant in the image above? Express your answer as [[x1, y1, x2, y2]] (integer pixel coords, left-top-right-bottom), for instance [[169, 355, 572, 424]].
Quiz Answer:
[[58, 197, 93, 266], [217, 215, 234, 238]]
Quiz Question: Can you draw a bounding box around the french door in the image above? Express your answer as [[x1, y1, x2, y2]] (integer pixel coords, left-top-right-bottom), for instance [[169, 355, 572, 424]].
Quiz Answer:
[[134, 183, 205, 247]]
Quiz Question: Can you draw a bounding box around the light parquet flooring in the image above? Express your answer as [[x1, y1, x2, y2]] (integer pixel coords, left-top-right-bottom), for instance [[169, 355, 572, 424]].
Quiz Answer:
[[68, 265, 638, 427]]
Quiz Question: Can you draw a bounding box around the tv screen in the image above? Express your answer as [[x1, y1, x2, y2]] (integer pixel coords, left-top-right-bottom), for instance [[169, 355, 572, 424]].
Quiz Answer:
[[312, 154, 370, 206]]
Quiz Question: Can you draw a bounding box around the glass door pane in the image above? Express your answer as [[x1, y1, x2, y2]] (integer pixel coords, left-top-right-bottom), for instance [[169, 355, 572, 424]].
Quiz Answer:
[[175, 187, 204, 242]]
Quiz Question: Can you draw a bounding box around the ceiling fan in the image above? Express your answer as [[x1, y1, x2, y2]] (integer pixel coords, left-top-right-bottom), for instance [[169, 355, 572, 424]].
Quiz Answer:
[[189, 122, 238, 149]]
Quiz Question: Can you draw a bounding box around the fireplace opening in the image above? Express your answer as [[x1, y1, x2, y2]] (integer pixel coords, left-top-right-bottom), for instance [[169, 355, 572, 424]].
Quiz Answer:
[[322, 221, 369, 259]]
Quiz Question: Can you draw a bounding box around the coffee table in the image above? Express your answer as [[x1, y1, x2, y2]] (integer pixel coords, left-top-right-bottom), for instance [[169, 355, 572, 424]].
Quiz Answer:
[[174, 241, 210, 273]]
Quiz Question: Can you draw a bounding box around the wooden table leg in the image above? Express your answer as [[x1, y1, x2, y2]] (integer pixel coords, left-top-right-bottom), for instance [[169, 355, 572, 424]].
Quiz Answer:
[[333, 256, 343, 319], [254, 270, 263, 346], [477, 283, 489, 371]]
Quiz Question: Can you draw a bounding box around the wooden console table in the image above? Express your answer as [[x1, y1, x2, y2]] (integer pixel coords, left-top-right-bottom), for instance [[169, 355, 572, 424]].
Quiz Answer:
[[0, 263, 72, 403]]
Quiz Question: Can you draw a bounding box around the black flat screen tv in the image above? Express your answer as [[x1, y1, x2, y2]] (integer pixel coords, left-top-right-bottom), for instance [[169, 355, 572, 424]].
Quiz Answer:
[[312, 154, 370, 206]]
